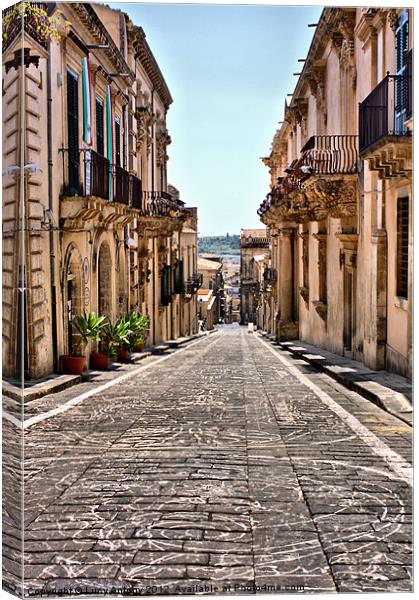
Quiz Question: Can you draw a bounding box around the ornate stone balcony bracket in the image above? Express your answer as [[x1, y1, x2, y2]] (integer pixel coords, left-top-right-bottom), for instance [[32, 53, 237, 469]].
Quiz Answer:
[[301, 174, 358, 220], [299, 286, 310, 304], [312, 300, 328, 321]]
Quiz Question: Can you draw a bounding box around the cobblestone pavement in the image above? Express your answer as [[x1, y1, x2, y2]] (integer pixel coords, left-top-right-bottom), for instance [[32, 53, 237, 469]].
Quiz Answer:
[[3, 326, 412, 595]]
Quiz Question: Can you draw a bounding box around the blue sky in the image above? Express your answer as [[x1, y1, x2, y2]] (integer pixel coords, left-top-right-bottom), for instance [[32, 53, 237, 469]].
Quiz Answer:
[[112, 2, 322, 235]]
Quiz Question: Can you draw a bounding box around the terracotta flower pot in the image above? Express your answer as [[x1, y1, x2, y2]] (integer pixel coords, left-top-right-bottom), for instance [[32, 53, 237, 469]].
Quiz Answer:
[[60, 355, 86, 375], [90, 352, 110, 370], [134, 342, 145, 352], [117, 347, 130, 362]]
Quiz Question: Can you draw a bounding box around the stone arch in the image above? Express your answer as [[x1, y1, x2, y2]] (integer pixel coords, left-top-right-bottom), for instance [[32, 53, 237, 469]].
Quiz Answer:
[[63, 243, 83, 354], [98, 241, 112, 317]]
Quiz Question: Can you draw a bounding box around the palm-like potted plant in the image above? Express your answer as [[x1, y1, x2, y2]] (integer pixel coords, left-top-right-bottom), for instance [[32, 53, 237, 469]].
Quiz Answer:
[[60, 312, 106, 375], [116, 312, 149, 360], [91, 318, 131, 370], [133, 313, 150, 352]]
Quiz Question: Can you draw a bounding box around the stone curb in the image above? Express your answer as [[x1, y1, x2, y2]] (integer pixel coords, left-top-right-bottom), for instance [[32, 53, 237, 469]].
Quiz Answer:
[[258, 333, 412, 427], [3, 331, 214, 403], [2, 374, 82, 403]]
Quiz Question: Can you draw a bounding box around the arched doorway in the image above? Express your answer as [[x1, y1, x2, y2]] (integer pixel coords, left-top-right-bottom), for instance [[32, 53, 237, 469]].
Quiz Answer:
[[98, 241, 112, 317], [63, 245, 83, 354]]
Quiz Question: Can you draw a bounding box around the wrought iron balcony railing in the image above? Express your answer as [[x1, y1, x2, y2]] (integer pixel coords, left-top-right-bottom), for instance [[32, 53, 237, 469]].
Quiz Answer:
[[298, 135, 358, 175], [3, 3, 49, 52], [130, 174, 142, 209], [183, 273, 203, 296], [113, 164, 130, 205], [142, 191, 184, 218], [263, 267, 277, 283], [258, 135, 359, 216], [359, 51, 412, 154], [60, 148, 142, 209]]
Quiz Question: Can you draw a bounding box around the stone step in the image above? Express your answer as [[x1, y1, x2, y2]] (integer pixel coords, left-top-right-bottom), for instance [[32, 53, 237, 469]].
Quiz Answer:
[[151, 344, 170, 355]]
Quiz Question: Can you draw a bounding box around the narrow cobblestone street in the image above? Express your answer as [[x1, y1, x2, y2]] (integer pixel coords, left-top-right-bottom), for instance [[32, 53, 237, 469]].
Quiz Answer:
[[6, 327, 412, 594]]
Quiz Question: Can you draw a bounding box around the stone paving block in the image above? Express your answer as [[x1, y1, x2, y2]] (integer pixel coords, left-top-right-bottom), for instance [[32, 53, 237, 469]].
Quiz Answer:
[[8, 328, 411, 594], [119, 564, 187, 579], [133, 551, 209, 565]]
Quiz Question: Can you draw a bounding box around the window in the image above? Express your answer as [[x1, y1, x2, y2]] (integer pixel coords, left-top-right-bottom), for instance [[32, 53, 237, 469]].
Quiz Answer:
[[396, 196, 409, 298], [66, 68, 79, 194], [96, 96, 104, 155], [115, 117, 121, 166]]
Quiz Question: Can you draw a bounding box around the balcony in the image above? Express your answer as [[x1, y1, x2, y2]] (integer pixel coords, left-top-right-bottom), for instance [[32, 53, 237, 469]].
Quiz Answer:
[[3, 3, 49, 52], [298, 135, 358, 175], [263, 267, 277, 283], [359, 52, 412, 178], [142, 191, 184, 219], [130, 174, 142, 209], [258, 135, 359, 224], [59, 148, 145, 229], [183, 273, 203, 298], [61, 148, 144, 208]]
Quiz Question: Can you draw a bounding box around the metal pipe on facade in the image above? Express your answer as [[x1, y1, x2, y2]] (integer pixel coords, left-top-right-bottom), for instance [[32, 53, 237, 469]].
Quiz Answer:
[[47, 45, 58, 372], [151, 88, 156, 344]]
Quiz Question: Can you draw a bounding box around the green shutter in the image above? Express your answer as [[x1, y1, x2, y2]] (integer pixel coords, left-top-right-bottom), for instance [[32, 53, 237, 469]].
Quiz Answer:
[[96, 97, 104, 155], [67, 68, 79, 194], [115, 118, 121, 166]]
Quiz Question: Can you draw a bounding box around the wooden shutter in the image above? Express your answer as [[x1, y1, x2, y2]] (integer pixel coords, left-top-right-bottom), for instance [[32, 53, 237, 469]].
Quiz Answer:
[[396, 13, 409, 74], [174, 259, 184, 294], [67, 69, 79, 194], [96, 97, 104, 155], [395, 12, 409, 132], [396, 196, 409, 299], [115, 118, 121, 166]]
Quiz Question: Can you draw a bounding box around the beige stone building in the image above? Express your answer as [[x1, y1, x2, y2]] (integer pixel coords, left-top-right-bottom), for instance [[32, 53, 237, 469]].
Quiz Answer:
[[239, 228, 270, 325], [197, 256, 224, 326], [2, 2, 200, 379], [258, 8, 412, 378]]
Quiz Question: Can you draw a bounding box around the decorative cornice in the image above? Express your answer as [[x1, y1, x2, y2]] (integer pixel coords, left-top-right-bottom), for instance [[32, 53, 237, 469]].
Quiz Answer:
[[70, 3, 135, 85], [354, 11, 377, 47], [131, 25, 173, 109], [387, 9, 399, 32]]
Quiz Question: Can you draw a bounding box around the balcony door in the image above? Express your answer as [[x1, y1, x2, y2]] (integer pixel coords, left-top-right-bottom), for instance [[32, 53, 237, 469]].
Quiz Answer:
[[395, 11, 409, 134], [96, 97, 105, 156], [67, 68, 79, 194]]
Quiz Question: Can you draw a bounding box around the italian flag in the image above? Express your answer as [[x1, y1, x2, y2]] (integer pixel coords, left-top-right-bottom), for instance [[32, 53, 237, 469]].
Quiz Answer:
[[106, 84, 114, 200], [81, 56, 92, 145]]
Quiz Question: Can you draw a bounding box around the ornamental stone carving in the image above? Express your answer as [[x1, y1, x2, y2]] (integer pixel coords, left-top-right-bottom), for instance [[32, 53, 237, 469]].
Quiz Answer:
[[135, 103, 155, 155], [156, 121, 171, 166], [387, 9, 399, 31], [301, 175, 358, 219]]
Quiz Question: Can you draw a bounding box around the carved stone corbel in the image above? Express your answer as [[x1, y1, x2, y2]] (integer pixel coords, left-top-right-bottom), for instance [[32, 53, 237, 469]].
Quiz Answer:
[[387, 9, 399, 32]]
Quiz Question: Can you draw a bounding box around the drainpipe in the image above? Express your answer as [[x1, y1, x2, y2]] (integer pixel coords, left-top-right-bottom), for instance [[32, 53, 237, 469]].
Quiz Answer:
[[151, 88, 156, 344], [47, 45, 58, 371]]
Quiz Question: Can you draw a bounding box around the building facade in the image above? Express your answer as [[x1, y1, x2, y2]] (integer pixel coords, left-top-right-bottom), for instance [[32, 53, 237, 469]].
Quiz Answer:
[[239, 228, 270, 325], [197, 256, 225, 326], [258, 8, 412, 378], [2, 2, 200, 379]]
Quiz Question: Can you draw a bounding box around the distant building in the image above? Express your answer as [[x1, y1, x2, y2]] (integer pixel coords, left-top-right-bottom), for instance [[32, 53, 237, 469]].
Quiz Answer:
[[240, 229, 270, 325], [197, 257, 225, 325]]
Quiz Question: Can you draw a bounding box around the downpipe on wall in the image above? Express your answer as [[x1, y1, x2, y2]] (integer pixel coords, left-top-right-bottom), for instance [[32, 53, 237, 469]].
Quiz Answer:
[[47, 45, 58, 372]]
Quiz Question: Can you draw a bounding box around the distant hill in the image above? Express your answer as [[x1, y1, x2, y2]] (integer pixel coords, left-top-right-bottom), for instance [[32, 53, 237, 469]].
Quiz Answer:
[[198, 234, 240, 255]]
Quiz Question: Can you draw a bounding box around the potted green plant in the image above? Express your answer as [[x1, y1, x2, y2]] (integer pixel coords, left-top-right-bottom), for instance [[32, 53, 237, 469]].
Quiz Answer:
[[60, 312, 106, 375], [133, 313, 150, 352], [116, 314, 134, 362], [92, 318, 131, 370]]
